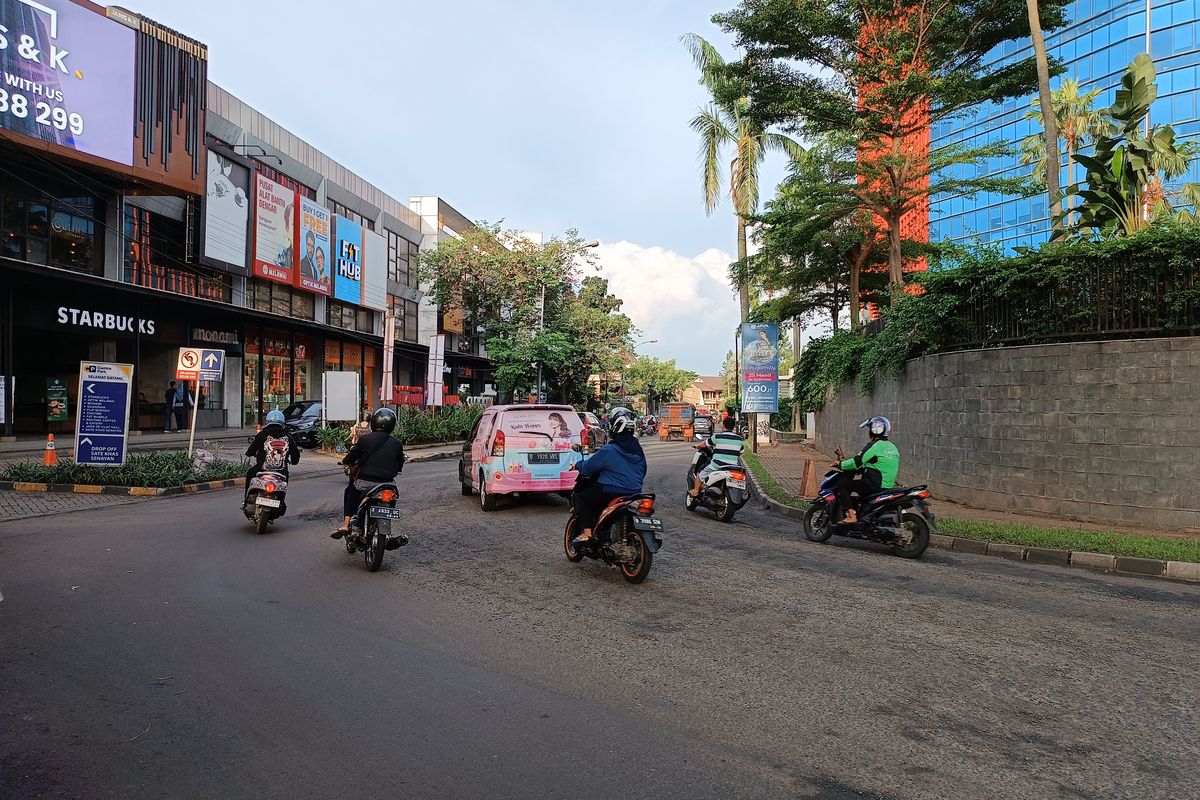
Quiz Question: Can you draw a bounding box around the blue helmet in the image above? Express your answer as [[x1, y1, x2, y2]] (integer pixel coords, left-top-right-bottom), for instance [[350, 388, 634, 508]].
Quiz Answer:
[[265, 410, 285, 426]]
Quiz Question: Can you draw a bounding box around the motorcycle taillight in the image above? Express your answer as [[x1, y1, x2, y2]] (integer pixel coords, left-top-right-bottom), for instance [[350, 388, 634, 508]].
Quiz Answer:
[[634, 498, 654, 515], [378, 489, 396, 503], [492, 429, 505, 457], [264, 482, 277, 493]]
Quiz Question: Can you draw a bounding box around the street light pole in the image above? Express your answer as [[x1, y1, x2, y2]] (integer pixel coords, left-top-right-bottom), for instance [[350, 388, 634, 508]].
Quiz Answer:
[[629, 338, 657, 413]]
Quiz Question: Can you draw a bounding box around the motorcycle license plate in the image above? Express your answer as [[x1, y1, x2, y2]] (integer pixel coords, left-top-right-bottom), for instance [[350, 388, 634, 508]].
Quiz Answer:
[[727, 479, 746, 490], [368, 506, 403, 520], [632, 516, 663, 531], [255, 496, 281, 508]]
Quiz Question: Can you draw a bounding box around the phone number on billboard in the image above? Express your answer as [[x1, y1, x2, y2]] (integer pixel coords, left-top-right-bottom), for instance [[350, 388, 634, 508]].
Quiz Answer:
[[0, 89, 85, 135]]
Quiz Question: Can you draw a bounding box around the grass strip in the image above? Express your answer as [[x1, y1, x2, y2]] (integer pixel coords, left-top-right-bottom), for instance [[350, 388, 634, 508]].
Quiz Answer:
[[937, 517, 1200, 564], [743, 451, 806, 508]]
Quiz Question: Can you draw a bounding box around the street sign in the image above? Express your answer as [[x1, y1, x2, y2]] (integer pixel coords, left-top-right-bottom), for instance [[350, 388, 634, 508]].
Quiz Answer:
[[176, 347, 224, 382], [75, 362, 133, 466]]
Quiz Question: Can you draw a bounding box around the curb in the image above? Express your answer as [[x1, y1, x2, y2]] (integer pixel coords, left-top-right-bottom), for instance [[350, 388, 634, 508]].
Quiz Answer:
[[744, 464, 1200, 585], [0, 478, 245, 497]]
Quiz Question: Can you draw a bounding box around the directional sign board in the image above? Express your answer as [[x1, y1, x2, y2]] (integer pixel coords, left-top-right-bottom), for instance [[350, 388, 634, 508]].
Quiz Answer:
[[176, 347, 225, 382], [75, 362, 134, 467]]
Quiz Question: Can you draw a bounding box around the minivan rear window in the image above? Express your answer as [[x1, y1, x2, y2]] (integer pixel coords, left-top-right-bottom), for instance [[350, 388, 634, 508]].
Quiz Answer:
[[499, 409, 583, 447]]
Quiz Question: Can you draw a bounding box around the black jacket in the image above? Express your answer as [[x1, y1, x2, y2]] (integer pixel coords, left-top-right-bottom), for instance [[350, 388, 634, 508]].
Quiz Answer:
[[343, 431, 405, 482], [245, 424, 301, 473]]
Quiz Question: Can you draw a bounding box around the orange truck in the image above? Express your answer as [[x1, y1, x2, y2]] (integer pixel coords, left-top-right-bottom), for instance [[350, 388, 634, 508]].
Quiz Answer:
[[658, 402, 696, 441]]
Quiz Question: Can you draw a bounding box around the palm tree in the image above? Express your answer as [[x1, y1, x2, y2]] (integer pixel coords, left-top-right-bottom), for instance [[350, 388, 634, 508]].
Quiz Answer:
[[1021, 78, 1112, 223], [1025, 0, 1062, 232], [683, 33, 804, 323]]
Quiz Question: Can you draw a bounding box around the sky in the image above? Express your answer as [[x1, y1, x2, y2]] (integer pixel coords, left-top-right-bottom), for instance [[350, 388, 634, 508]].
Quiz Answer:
[[123, 0, 794, 375]]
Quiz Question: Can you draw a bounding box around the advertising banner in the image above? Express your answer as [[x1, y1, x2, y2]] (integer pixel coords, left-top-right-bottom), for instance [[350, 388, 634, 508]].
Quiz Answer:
[[253, 173, 297, 284], [296, 197, 331, 295], [46, 376, 68, 421], [332, 215, 363, 304], [0, 0, 136, 166], [740, 322, 779, 414], [362, 228, 387, 311], [203, 149, 250, 269], [74, 361, 133, 466]]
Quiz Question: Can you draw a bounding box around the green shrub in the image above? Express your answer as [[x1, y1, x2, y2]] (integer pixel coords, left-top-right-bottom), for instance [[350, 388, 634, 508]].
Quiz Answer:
[[0, 450, 248, 487]]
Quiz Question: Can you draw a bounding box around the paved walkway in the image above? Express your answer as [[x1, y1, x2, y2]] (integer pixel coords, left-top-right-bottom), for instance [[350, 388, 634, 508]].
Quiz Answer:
[[753, 440, 831, 499]]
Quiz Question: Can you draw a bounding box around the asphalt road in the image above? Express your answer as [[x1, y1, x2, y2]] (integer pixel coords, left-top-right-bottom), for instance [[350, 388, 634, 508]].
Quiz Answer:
[[2, 439, 1197, 799]]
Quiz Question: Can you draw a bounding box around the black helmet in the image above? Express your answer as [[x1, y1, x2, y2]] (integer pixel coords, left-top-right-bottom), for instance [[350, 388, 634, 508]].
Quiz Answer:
[[608, 406, 635, 435], [370, 407, 397, 433]]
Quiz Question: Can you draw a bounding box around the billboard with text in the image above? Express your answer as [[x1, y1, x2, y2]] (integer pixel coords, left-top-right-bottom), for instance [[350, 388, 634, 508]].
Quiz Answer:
[[740, 322, 779, 414], [296, 196, 331, 295], [332, 215, 363, 304], [253, 173, 296, 284]]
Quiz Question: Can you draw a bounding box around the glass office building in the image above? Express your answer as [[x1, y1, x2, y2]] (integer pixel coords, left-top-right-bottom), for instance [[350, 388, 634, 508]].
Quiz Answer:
[[930, 0, 1200, 249]]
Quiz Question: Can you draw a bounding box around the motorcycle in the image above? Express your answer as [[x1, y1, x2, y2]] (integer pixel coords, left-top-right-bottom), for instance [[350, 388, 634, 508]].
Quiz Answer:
[[685, 444, 748, 523], [563, 472, 664, 584], [801, 448, 935, 559], [343, 480, 408, 572], [243, 470, 288, 534]]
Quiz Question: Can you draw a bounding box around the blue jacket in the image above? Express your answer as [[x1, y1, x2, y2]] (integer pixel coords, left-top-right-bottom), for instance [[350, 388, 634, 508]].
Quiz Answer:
[[577, 434, 646, 495]]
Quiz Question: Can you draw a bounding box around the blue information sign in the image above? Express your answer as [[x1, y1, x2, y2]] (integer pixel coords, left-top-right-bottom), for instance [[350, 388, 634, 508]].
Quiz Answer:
[[75, 362, 134, 466], [199, 349, 224, 382], [740, 323, 780, 414]]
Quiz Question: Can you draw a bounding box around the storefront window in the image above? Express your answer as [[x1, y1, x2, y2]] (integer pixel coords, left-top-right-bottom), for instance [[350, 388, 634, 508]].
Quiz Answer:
[[294, 335, 317, 402], [0, 190, 101, 273], [244, 332, 262, 426], [328, 300, 372, 332], [247, 278, 314, 319], [388, 296, 420, 343], [324, 340, 341, 374], [124, 206, 230, 300], [262, 330, 293, 413]]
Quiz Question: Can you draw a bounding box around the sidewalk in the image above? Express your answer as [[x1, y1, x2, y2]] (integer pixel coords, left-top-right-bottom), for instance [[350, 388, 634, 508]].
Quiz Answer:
[[0, 428, 252, 462]]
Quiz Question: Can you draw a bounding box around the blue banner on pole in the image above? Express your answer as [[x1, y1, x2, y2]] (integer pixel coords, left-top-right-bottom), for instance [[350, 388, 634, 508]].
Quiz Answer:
[[75, 362, 134, 466], [740, 323, 779, 414]]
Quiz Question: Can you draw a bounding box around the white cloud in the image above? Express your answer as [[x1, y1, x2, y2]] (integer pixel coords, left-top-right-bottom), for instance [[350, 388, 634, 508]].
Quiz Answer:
[[593, 241, 740, 374]]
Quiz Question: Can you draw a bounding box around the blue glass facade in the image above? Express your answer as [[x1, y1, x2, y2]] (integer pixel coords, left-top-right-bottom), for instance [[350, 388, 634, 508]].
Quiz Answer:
[[930, 0, 1200, 249]]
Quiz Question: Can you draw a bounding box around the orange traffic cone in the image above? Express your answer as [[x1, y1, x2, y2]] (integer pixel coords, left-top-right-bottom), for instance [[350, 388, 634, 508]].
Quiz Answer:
[[43, 433, 58, 467]]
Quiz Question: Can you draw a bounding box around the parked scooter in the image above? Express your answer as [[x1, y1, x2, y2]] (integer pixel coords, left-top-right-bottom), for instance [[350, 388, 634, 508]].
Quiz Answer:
[[341, 481, 407, 571], [243, 470, 288, 535], [801, 449, 935, 558], [685, 443, 748, 523], [563, 472, 663, 584]]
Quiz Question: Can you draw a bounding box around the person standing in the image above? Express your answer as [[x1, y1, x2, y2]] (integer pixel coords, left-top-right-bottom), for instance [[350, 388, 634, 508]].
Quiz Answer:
[[172, 381, 194, 432], [163, 381, 177, 432]]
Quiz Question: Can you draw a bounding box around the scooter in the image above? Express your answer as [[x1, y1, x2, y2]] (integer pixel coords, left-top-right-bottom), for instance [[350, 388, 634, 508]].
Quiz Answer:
[[685, 444, 748, 523], [342, 481, 408, 572], [243, 470, 288, 535], [563, 471, 664, 584], [801, 450, 935, 558]]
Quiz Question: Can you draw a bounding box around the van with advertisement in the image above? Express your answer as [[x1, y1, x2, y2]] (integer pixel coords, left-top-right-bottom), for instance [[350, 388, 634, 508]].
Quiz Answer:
[[459, 405, 585, 511]]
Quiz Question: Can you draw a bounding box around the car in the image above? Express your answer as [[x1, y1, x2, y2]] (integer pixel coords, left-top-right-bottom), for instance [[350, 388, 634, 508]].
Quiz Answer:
[[459, 404, 585, 511], [282, 400, 323, 447], [578, 411, 608, 453]]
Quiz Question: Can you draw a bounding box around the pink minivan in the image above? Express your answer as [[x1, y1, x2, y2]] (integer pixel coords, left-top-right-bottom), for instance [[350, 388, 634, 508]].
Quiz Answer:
[[458, 405, 586, 511]]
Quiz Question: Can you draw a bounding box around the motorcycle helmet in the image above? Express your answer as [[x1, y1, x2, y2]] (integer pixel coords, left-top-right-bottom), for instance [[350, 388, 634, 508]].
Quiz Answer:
[[608, 406, 635, 436], [370, 407, 398, 434], [265, 409, 285, 426], [859, 415, 891, 439]]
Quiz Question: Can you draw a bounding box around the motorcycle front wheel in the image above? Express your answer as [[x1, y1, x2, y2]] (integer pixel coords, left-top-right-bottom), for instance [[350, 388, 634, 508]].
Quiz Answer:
[[803, 504, 834, 543], [891, 512, 931, 559], [364, 519, 387, 571], [619, 531, 653, 584], [684, 489, 698, 511]]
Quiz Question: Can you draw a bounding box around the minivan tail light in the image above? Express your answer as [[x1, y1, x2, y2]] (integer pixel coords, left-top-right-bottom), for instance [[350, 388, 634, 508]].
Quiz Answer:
[[492, 429, 505, 457]]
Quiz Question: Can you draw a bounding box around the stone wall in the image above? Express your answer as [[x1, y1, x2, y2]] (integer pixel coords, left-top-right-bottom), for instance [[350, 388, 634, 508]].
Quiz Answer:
[[813, 337, 1200, 529]]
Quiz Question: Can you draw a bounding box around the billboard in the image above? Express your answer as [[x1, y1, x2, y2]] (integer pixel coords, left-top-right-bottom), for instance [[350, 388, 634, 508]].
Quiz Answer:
[[0, 0, 136, 166], [333, 215, 363, 304], [296, 196, 331, 295], [203, 149, 250, 269], [362, 228, 387, 311], [253, 173, 296, 284], [740, 322, 779, 414]]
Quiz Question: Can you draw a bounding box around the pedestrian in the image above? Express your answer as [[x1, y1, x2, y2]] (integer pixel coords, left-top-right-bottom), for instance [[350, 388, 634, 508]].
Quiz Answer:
[[350, 411, 372, 447], [163, 381, 177, 432], [172, 381, 194, 432]]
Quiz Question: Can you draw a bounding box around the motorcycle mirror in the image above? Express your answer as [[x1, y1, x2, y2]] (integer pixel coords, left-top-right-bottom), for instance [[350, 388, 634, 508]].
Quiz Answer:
[[571, 444, 583, 453]]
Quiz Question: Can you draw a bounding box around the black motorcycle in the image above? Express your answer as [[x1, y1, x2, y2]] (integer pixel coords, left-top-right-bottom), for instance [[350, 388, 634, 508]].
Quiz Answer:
[[243, 470, 288, 535], [343, 481, 407, 571], [563, 475, 664, 584], [802, 457, 935, 559], [685, 444, 748, 523]]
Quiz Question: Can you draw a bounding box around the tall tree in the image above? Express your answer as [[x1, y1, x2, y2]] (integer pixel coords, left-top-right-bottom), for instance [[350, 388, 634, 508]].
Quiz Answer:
[[624, 356, 698, 410], [1026, 0, 1063, 232], [683, 32, 804, 322], [714, 0, 1068, 294]]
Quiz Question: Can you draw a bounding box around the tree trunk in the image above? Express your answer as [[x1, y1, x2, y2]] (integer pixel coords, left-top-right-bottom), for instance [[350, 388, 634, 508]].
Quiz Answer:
[[848, 244, 868, 331], [1027, 0, 1062, 231], [887, 212, 903, 293], [736, 215, 750, 322]]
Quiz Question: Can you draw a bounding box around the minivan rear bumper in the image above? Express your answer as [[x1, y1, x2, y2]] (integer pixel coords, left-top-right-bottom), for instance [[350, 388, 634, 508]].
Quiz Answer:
[[486, 471, 578, 495]]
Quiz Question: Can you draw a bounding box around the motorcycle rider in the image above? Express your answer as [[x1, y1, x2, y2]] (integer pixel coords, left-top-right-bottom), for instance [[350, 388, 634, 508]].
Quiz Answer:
[[571, 406, 647, 546], [333, 407, 406, 539], [689, 414, 744, 497], [244, 409, 300, 505], [836, 416, 900, 522]]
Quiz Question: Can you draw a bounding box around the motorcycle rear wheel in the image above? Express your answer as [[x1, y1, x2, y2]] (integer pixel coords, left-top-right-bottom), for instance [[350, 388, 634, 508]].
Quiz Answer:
[[364, 519, 387, 572], [715, 493, 736, 523], [620, 532, 653, 584], [803, 504, 834, 543], [563, 516, 585, 563], [891, 512, 931, 559], [254, 511, 270, 536]]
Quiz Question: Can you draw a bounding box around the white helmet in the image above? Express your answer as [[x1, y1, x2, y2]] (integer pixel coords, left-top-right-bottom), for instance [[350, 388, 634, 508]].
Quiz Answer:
[[608, 406, 635, 435]]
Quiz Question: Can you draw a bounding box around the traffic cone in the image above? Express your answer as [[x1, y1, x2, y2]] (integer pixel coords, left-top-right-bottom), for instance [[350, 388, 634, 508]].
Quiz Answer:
[[43, 433, 57, 467]]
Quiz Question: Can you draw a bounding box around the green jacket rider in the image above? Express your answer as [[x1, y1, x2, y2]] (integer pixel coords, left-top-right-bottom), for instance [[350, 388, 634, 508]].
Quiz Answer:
[[837, 415, 899, 518]]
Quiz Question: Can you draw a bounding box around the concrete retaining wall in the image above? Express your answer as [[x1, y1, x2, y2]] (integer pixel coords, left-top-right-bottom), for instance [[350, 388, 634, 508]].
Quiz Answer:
[[813, 337, 1200, 529]]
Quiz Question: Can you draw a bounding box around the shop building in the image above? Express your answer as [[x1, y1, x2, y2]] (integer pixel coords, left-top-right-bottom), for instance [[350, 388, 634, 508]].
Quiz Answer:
[[0, 0, 493, 438]]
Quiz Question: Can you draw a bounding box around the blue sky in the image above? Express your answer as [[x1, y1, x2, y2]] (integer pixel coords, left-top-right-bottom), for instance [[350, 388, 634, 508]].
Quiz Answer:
[[127, 0, 793, 373]]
